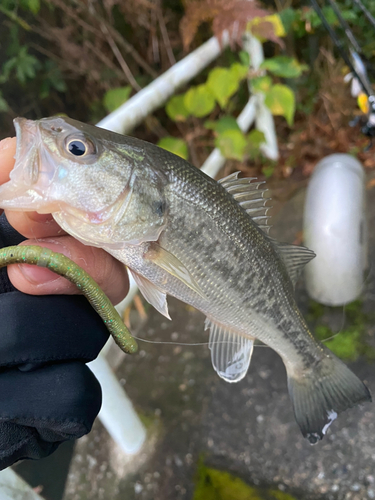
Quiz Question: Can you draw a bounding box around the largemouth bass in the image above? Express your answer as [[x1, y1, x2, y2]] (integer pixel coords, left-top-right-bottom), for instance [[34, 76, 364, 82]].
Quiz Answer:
[[0, 116, 371, 443]]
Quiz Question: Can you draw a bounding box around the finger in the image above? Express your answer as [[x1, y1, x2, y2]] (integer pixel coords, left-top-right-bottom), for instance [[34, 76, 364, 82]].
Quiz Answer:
[[4, 209, 65, 239], [7, 237, 129, 305], [0, 137, 16, 184]]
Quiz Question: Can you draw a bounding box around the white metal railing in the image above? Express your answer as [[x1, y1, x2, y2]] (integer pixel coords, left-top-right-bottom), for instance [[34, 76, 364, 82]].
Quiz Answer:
[[6, 32, 278, 499]]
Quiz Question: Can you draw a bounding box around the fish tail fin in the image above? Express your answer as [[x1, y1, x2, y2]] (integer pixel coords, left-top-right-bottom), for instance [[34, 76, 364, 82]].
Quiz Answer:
[[287, 350, 371, 444]]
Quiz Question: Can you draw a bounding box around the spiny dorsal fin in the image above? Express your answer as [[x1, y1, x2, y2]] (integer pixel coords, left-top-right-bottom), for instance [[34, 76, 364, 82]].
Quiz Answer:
[[219, 172, 272, 233], [205, 318, 254, 383], [273, 241, 316, 286]]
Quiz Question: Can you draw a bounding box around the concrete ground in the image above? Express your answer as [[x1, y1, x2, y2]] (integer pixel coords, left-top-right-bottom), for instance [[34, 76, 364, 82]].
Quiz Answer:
[[13, 175, 375, 500]]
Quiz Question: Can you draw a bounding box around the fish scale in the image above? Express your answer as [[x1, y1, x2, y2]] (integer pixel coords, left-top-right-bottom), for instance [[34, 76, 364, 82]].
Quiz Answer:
[[0, 115, 371, 444]]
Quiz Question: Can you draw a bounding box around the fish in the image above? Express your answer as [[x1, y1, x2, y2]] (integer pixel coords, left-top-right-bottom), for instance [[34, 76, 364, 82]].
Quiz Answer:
[[0, 116, 371, 443]]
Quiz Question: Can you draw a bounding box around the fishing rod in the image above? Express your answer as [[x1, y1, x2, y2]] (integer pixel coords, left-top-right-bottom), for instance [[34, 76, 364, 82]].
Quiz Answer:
[[310, 0, 375, 137]]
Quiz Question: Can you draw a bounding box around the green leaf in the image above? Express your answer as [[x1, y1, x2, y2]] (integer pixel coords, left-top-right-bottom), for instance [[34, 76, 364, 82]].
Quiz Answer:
[[262, 163, 276, 178], [204, 116, 240, 133], [20, 0, 40, 14], [264, 84, 295, 126], [9, 46, 41, 84], [166, 94, 190, 122], [103, 86, 132, 113], [157, 137, 188, 160], [215, 129, 247, 161], [228, 62, 248, 81], [279, 8, 296, 32], [206, 68, 240, 108], [239, 51, 250, 67], [0, 92, 8, 113], [251, 76, 272, 93], [184, 85, 216, 117], [260, 56, 308, 78], [247, 129, 265, 148]]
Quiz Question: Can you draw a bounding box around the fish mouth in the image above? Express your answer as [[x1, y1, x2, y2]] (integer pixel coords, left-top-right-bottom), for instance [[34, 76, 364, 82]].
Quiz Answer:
[[0, 117, 50, 211], [14, 117, 41, 185]]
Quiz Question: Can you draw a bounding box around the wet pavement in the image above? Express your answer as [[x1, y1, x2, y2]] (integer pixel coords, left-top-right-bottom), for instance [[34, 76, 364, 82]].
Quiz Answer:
[[13, 177, 375, 500]]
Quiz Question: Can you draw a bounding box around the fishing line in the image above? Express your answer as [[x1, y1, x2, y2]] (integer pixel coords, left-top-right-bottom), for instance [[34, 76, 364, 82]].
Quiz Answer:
[[352, 0, 375, 30], [310, 0, 371, 96]]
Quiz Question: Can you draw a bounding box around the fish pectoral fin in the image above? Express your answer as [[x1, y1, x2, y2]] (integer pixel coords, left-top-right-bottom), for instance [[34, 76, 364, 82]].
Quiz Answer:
[[145, 243, 206, 299], [273, 241, 316, 286], [205, 318, 254, 383], [129, 269, 171, 320]]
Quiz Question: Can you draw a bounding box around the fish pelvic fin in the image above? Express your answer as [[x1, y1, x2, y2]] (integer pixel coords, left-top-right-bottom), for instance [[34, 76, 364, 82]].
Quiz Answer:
[[205, 318, 254, 383], [287, 349, 371, 444]]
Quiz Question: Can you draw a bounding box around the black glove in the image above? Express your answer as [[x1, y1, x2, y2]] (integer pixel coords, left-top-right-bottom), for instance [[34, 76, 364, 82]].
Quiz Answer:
[[0, 212, 110, 470]]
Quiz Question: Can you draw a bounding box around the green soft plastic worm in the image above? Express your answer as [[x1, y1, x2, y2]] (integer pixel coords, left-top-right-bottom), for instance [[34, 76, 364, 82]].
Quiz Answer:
[[0, 245, 138, 354]]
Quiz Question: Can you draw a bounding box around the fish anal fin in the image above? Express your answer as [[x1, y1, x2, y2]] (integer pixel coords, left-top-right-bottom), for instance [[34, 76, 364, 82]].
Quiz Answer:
[[145, 243, 206, 299], [205, 318, 254, 383], [129, 269, 171, 320]]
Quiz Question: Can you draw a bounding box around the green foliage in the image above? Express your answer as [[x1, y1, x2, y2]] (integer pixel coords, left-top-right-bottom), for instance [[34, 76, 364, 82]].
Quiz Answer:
[[260, 57, 308, 79], [207, 68, 240, 108], [184, 84, 216, 118], [103, 86, 132, 113], [20, 0, 40, 14], [264, 84, 295, 126], [157, 137, 188, 159], [0, 92, 8, 113], [206, 117, 266, 162], [193, 460, 298, 500], [205, 116, 241, 134], [251, 76, 272, 93], [1, 46, 41, 85], [206, 63, 248, 108], [166, 95, 190, 122], [164, 46, 301, 166], [261, 161, 276, 179], [39, 61, 67, 99], [309, 300, 375, 362], [215, 129, 248, 161], [166, 61, 249, 122]]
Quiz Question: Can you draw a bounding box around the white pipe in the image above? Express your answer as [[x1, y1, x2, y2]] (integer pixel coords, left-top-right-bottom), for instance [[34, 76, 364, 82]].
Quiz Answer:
[[97, 34, 229, 134], [303, 154, 367, 305], [88, 355, 146, 454], [0, 469, 45, 500], [242, 33, 279, 161]]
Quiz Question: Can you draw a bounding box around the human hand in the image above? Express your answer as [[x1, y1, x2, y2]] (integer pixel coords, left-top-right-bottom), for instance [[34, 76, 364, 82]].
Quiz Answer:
[[0, 136, 129, 469]]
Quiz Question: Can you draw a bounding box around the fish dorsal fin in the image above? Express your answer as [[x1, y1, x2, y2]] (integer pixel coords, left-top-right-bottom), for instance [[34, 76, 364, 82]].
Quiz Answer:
[[129, 269, 171, 320], [145, 243, 206, 299], [273, 241, 316, 286], [219, 172, 272, 233], [205, 318, 254, 383]]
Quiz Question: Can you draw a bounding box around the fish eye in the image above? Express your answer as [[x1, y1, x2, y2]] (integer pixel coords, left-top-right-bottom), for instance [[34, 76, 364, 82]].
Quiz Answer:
[[65, 136, 96, 157]]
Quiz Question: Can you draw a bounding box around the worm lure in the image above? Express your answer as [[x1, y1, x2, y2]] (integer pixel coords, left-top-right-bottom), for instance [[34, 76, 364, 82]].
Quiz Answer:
[[0, 245, 138, 354]]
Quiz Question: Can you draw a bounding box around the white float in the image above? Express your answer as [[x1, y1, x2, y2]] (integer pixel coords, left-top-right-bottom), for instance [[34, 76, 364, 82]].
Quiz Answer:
[[303, 154, 367, 305]]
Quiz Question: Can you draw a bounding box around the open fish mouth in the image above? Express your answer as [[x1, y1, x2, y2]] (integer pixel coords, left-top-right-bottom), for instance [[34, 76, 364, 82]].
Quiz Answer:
[[0, 117, 58, 212], [13, 117, 40, 186]]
